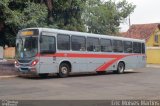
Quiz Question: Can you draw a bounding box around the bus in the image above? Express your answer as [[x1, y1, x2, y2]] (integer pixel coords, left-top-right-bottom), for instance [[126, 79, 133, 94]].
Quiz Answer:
[[15, 28, 146, 77]]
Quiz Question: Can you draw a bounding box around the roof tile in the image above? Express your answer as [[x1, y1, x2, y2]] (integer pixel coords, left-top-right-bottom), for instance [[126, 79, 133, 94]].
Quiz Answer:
[[121, 23, 160, 41]]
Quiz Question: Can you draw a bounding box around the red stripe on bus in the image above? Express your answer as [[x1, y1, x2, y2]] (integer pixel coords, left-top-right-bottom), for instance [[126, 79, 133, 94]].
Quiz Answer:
[[36, 53, 145, 71], [36, 53, 128, 58], [96, 56, 126, 71]]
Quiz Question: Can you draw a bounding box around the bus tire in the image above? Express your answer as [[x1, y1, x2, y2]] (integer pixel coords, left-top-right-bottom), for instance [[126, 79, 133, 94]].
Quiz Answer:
[[116, 62, 125, 74], [58, 63, 70, 78]]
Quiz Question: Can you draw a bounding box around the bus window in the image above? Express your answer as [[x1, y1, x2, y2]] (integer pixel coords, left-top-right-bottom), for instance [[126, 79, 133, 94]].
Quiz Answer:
[[124, 41, 132, 53], [87, 37, 100, 52], [100, 38, 112, 52], [71, 36, 86, 51], [112, 40, 123, 53], [57, 34, 70, 50], [142, 43, 145, 54], [40, 36, 56, 54], [133, 42, 141, 53]]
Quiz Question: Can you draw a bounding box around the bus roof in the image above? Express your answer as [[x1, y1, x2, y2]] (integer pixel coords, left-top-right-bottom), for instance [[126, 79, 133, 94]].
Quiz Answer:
[[22, 28, 145, 43]]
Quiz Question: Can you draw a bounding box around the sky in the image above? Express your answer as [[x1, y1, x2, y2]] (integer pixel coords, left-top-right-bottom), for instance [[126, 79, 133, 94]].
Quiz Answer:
[[120, 0, 160, 31]]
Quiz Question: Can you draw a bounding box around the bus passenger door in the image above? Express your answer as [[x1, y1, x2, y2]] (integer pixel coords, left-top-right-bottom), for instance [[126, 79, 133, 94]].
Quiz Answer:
[[39, 34, 57, 74], [39, 55, 57, 74]]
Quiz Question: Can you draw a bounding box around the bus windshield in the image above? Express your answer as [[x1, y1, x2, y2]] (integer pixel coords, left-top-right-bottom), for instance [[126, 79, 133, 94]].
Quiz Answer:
[[16, 37, 38, 59]]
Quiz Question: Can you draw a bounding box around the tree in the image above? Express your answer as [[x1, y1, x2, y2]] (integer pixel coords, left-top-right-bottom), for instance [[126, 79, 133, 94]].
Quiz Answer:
[[0, 0, 48, 46], [0, 0, 86, 46], [83, 0, 135, 35], [0, 0, 135, 47], [33, 0, 86, 31], [51, 0, 86, 31]]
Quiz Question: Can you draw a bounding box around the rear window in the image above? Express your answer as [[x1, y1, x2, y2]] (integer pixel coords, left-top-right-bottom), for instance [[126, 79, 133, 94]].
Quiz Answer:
[[142, 43, 145, 54]]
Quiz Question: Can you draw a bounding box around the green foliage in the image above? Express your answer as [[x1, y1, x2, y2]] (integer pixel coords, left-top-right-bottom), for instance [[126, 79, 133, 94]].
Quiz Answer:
[[83, 0, 135, 35], [0, 0, 48, 46], [52, 0, 86, 32], [4, 1, 48, 29], [0, 0, 135, 47]]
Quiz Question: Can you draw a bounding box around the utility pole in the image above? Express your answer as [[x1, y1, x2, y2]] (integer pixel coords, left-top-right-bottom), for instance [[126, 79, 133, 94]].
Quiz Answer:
[[128, 15, 131, 36], [129, 15, 131, 27]]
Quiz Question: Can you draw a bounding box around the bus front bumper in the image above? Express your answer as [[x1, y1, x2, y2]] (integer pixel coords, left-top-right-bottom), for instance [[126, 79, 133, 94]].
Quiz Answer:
[[15, 66, 38, 75]]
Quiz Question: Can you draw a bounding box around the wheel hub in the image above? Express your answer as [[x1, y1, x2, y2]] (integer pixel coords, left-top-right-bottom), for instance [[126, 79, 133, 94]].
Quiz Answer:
[[61, 67, 68, 74]]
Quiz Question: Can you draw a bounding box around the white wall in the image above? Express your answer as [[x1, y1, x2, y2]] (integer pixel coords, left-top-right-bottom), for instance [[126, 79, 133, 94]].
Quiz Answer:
[[0, 46, 3, 59]]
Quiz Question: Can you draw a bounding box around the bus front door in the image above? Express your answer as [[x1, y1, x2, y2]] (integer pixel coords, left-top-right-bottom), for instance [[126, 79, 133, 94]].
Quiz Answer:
[[39, 56, 57, 74]]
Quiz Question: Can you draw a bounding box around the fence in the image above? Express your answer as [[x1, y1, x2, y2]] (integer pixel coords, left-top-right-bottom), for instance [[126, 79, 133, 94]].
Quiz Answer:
[[0, 46, 3, 59], [147, 47, 160, 64], [4, 47, 15, 59]]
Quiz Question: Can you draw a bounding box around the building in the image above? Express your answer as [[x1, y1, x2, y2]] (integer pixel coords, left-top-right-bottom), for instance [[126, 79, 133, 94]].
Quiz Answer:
[[121, 23, 160, 64]]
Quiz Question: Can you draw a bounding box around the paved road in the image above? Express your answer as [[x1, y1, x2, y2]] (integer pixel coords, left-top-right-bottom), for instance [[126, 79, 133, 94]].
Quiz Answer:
[[0, 67, 160, 100]]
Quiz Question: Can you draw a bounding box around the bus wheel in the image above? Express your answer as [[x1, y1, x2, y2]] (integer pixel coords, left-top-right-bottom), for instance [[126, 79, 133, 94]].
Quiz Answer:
[[116, 62, 125, 74], [39, 73, 48, 78], [58, 63, 70, 78]]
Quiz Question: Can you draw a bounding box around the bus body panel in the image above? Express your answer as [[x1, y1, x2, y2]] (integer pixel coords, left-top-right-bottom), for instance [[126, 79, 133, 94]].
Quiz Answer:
[[39, 56, 58, 73]]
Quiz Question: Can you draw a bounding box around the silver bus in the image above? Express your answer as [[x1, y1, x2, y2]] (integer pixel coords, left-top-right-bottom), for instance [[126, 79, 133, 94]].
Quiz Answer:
[[15, 28, 146, 77]]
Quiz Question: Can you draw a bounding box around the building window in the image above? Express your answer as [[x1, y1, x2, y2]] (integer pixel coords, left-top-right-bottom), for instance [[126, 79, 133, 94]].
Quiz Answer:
[[154, 35, 159, 43]]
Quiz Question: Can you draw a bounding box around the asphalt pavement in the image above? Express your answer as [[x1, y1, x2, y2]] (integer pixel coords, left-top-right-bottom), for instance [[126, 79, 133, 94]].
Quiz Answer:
[[0, 67, 160, 100]]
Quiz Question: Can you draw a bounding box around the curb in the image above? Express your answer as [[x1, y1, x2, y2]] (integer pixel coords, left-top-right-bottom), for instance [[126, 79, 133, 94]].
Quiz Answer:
[[146, 65, 160, 68], [0, 75, 18, 79], [125, 69, 133, 72]]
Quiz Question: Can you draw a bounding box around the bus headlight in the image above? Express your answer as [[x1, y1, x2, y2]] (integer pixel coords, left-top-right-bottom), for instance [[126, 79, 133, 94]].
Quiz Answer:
[[14, 60, 19, 66], [31, 59, 39, 66]]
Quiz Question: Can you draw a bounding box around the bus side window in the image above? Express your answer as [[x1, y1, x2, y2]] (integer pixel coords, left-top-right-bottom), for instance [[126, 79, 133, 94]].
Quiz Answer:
[[87, 37, 100, 52], [71, 36, 86, 51], [124, 41, 132, 53], [133, 42, 141, 53], [100, 38, 112, 52], [142, 43, 145, 54], [57, 34, 70, 50], [112, 40, 123, 53], [40, 35, 56, 54]]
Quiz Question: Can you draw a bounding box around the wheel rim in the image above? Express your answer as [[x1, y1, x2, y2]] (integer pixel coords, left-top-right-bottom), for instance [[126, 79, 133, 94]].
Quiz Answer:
[[119, 64, 124, 73], [61, 66, 68, 74]]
